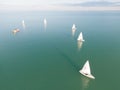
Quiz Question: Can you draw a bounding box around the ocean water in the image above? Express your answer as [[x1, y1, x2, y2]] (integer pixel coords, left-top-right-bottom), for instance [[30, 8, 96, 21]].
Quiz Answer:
[[0, 11, 120, 90]]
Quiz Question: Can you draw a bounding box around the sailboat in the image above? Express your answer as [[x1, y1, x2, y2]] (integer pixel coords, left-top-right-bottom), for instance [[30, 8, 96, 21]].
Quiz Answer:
[[72, 24, 76, 30], [22, 20, 25, 29], [79, 60, 95, 79], [44, 18, 47, 25], [43, 18, 47, 30], [77, 32, 85, 41], [12, 28, 20, 35], [22, 20, 25, 25]]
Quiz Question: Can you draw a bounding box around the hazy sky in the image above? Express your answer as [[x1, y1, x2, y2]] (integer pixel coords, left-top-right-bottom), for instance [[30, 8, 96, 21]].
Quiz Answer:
[[1, 0, 120, 4], [1, 0, 120, 11]]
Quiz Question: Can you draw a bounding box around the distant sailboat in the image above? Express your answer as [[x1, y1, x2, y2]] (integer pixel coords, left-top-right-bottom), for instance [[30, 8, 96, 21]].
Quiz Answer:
[[12, 28, 20, 34], [22, 20, 25, 29], [79, 60, 95, 79], [72, 24, 76, 30], [72, 24, 76, 36], [44, 18, 47, 25], [22, 20, 25, 25], [43, 18, 47, 30], [77, 32, 85, 41]]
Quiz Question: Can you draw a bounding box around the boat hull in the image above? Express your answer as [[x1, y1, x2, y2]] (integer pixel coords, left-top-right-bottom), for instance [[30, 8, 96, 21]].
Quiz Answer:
[[77, 39, 85, 42], [79, 70, 95, 79], [12, 29, 20, 33]]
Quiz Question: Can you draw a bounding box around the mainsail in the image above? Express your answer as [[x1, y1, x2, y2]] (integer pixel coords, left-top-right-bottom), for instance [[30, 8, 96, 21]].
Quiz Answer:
[[77, 32, 85, 41], [81, 60, 91, 75], [72, 24, 76, 30]]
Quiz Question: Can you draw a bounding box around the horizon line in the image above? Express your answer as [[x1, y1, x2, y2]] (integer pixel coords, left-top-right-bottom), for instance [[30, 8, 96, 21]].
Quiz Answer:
[[1, 4, 120, 11]]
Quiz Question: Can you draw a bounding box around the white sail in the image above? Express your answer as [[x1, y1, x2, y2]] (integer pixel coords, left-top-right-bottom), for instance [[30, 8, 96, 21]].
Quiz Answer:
[[43, 18, 47, 30], [81, 60, 91, 75], [72, 24, 76, 30], [22, 20, 25, 25], [22, 20, 25, 29], [80, 60, 95, 79], [44, 18, 47, 25], [77, 32, 85, 41]]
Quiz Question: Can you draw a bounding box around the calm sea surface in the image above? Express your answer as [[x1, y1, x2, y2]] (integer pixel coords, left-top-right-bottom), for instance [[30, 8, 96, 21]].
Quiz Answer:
[[0, 11, 120, 90]]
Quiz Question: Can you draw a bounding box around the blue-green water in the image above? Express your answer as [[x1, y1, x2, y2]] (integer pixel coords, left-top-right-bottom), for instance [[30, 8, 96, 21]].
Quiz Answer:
[[0, 11, 120, 90]]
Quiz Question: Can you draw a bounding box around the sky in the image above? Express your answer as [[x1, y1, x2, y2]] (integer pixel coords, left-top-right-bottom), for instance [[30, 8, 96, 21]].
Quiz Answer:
[[0, 0, 120, 11]]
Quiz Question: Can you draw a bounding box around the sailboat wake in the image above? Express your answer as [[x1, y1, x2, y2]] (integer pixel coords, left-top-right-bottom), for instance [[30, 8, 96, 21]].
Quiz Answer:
[[55, 47, 80, 71]]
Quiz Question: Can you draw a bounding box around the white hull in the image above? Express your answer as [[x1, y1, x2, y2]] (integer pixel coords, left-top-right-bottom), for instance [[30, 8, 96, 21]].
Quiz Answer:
[[12, 29, 20, 33], [77, 39, 85, 42], [79, 70, 95, 79]]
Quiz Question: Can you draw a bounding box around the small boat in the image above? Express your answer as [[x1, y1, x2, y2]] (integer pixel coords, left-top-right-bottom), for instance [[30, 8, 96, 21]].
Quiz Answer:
[[12, 28, 20, 33], [79, 60, 95, 79], [72, 24, 76, 30], [77, 32, 85, 41]]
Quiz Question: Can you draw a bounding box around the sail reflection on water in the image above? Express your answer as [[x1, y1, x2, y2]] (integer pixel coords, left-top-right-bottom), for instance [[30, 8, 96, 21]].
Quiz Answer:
[[77, 41, 83, 50], [72, 29, 76, 37], [81, 75, 90, 90]]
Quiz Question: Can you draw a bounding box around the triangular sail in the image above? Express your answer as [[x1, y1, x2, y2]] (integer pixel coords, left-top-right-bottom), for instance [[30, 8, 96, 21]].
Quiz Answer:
[[81, 60, 91, 75], [72, 24, 76, 30], [77, 32, 84, 41]]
